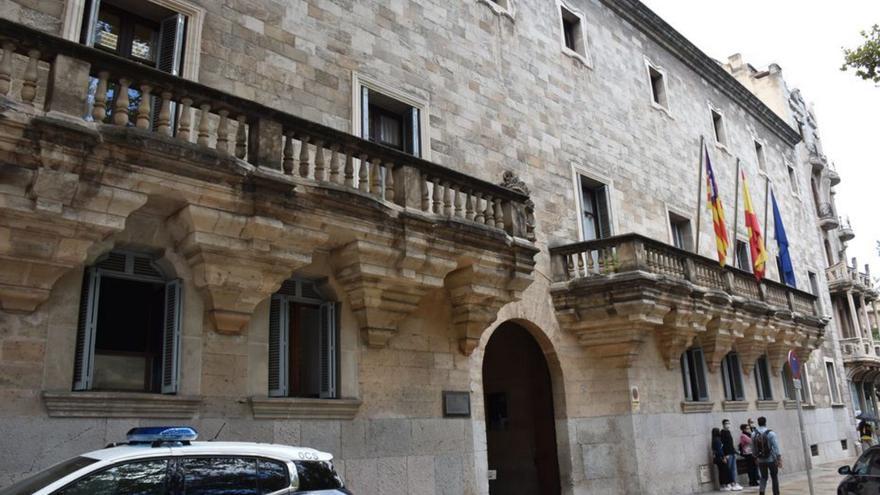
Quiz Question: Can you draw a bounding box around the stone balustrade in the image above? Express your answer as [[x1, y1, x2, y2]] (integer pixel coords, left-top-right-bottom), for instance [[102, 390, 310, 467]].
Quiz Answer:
[[827, 259, 875, 297], [549, 234, 826, 370], [0, 19, 538, 350]]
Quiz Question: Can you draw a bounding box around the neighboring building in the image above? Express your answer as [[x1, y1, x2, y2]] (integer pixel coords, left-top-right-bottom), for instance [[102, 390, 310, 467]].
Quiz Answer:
[[0, 1, 858, 494], [727, 53, 878, 446]]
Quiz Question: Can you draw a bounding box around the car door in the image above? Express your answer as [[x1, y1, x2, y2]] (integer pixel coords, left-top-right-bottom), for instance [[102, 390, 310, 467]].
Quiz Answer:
[[842, 449, 880, 494], [175, 456, 291, 495]]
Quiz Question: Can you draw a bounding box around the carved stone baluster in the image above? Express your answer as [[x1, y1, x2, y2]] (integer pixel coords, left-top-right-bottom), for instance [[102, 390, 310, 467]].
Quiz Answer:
[[474, 193, 484, 223], [494, 198, 504, 229], [197, 104, 211, 146], [156, 91, 172, 135], [384, 163, 395, 199], [344, 152, 354, 187], [370, 159, 381, 197], [282, 132, 294, 174], [314, 141, 325, 181], [431, 178, 442, 213], [358, 154, 369, 192], [483, 195, 494, 225], [465, 190, 475, 221], [329, 145, 340, 183], [443, 182, 453, 216], [20, 49, 39, 104], [216, 110, 229, 152], [454, 186, 463, 217], [0, 42, 14, 95], [234, 115, 247, 158], [419, 172, 429, 211], [135, 84, 152, 129], [577, 252, 586, 277], [177, 98, 192, 140], [91, 71, 109, 122], [113, 78, 131, 126], [298, 137, 311, 178]]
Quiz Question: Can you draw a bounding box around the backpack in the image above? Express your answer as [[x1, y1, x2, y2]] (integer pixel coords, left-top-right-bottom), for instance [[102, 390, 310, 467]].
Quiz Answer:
[[753, 429, 773, 458]]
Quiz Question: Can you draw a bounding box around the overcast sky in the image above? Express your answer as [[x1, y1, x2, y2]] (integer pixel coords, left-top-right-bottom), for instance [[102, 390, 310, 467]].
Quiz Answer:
[[641, 0, 880, 281]]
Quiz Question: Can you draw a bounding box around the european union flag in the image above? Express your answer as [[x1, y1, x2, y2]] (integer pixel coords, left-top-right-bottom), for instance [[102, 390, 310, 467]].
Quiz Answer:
[[771, 190, 796, 287]]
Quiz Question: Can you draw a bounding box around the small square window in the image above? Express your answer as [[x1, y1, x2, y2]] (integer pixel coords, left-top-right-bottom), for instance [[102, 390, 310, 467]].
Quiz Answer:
[[754, 141, 766, 171], [648, 65, 668, 109], [559, 5, 586, 60], [711, 109, 727, 146]]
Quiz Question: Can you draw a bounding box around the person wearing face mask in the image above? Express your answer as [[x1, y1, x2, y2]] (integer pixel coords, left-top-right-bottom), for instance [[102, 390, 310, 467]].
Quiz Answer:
[[720, 419, 743, 491]]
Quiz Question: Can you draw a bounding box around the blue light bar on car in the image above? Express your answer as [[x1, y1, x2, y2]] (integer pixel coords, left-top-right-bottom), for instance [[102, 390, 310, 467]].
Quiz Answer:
[[126, 426, 198, 443]]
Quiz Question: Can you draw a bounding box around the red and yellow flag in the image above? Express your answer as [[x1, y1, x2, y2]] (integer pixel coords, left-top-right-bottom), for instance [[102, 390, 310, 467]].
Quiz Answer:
[[741, 170, 767, 280], [705, 147, 729, 266]]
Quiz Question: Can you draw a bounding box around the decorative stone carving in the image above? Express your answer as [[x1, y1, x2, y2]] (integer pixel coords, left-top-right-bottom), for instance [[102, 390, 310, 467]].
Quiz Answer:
[[656, 302, 713, 370], [734, 316, 775, 376], [698, 310, 750, 372]]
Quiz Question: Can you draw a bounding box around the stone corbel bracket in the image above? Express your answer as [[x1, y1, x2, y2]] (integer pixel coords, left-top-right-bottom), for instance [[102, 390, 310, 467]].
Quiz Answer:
[[169, 204, 326, 334], [656, 299, 713, 370], [734, 315, 775, 376], [698, 309, 750, 372]]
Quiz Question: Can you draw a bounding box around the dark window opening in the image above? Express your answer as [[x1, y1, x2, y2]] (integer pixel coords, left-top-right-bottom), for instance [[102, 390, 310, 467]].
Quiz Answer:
[[711, 109, 727, 145], [560, 7, 584, 56], [754, 141, 766, 170], [810, 444, 819, 456], [669, 212, 692, 251], [648, 66, 667, 108], [735, 240, 750, 272], [788, 164, 799, 193], [361, 87, 421, 157], [842, 439, 848, 450], [754, 355, 773, 401], [294, 461, 344, 491], [579, 176, 610, 241], [721, 352, 744, 401], [681, 347, 709, 402], [782, 362, 796, 400]]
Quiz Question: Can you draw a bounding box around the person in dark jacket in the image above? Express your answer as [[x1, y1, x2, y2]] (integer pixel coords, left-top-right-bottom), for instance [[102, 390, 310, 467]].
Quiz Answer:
[[721, 419, 742, 491], [712, 428, 731, 489]]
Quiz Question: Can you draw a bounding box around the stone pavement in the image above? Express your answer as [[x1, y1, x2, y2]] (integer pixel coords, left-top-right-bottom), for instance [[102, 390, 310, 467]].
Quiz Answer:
[[706, 458, 853, 494]]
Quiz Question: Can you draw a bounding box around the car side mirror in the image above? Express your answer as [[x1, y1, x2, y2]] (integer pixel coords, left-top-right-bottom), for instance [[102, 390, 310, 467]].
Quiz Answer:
[[839, 465, 853, 475]]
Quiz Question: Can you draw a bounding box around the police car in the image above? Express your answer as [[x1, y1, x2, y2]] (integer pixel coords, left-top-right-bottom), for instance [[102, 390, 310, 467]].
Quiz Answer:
[[0, 426, 352, 494]]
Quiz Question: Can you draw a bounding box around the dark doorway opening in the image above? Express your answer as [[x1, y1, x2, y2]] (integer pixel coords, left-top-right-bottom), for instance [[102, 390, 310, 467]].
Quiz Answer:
[[483, 322, 561, 495]]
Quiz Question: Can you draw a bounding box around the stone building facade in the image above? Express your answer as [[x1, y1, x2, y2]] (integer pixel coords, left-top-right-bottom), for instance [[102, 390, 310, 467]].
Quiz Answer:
[[0, 0, 860, 494]]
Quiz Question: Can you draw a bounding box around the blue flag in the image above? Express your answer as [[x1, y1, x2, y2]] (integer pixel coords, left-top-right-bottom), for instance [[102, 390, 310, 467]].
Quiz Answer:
[[771, 190, 796, 287]]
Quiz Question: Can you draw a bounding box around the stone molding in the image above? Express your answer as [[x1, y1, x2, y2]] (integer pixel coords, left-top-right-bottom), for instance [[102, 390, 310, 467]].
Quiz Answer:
[[42, 391, 201, 418], [783, 399, 798, 410], [756, 400, 779, 410], [681, 401, 715, 414], [249, 397, 361, 420], [722, 400, 749, 412]]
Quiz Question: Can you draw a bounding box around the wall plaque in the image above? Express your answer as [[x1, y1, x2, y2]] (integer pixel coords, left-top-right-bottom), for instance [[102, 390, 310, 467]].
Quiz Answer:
[[442, 391, 471, 418]]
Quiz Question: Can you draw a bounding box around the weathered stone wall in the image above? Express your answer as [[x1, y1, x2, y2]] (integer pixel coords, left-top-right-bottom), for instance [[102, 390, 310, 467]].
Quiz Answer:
[[0, 0, 857, 494]]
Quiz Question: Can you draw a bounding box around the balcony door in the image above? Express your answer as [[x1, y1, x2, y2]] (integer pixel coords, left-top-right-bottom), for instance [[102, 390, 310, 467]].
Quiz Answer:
[[483, 322, 561, 495]]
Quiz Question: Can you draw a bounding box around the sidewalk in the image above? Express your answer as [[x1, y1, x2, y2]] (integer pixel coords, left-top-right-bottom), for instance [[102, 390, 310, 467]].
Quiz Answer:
[[706, 458, 852, 494]]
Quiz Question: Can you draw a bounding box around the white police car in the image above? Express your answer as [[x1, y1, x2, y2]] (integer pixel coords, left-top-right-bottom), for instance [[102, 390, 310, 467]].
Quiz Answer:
[[0, 426, 352, 494]]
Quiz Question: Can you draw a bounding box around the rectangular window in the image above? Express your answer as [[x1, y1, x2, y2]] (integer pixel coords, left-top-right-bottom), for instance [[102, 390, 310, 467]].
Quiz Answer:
[[800, 366, 812, 403], [559, 4, 587, 60], [668, 212, 692, 251], [788, 163, 799, 193], [721, 352, 745, 401], [782, 362, 796, 400], [735, 240, 750, 272], [754, 140, 766, 171], [648, 65, 668, 109], [360, 87, 421, 156], [826, 360, 842, 403], [579, 176, 611, 241], [681, 347, 709, 402], [711, 109, 727, 146], [754, 355, 773, 400]]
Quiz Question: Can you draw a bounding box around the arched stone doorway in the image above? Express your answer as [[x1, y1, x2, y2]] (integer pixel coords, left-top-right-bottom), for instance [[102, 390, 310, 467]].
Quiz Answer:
[[483, 321, 561, 495]]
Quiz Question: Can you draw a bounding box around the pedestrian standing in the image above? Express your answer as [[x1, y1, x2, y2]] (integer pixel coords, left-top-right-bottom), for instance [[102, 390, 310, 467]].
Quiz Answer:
[[858, 419, 874, 452], [753, 416, 782, 495], [721, 419, 742, 491], [712, 428, 732, 489], [739, 423, 759, 487]]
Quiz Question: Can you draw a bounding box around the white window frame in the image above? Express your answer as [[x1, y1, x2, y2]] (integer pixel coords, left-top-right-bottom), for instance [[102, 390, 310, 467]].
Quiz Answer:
[[570, 163, 616, 242], [708, 104, 729, 150], [351, 72, 430, 160], [60, 0, 205, 81], [556, 0, 592, 67], [477, 0, 515, 20], [644, 57, 671, 115], [825, 358, 842, 404]]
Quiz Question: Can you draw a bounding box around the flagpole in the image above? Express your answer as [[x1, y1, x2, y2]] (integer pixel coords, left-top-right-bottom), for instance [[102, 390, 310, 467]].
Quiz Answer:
[[763, 176, 771, 248], [694, 136, 705, 254], [731, 158, 741, 267]]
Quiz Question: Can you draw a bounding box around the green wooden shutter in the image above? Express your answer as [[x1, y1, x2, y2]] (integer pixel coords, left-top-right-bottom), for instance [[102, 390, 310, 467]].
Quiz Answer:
[[161, 279, 182, 394], [268, 295, 289, 397], [73, 268, 100, 391], [319, 302, 338, 399]]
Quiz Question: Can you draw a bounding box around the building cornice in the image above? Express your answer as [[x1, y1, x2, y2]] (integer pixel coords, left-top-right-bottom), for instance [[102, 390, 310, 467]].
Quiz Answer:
[[600, 0, 802, 147]]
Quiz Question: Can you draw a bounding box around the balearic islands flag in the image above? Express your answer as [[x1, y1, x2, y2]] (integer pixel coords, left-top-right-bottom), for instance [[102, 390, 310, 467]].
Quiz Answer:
[[741, 170, 767, 280], [705, 146, 729, 266]]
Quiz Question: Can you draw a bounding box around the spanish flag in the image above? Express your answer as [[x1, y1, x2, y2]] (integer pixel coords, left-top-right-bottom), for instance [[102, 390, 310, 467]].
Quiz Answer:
[[741, 170, 767, 280], [705, 146, 729, 266]]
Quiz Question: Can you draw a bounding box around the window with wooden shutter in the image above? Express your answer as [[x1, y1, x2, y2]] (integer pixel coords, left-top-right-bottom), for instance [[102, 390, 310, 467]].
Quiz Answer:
[[161, 279, 182, 394], [73, 267, 100, 391], [681, 347, 709, 402], [360, 86, 422, 157], [268, 279, 339, 399], [578, 176, 612, 241]]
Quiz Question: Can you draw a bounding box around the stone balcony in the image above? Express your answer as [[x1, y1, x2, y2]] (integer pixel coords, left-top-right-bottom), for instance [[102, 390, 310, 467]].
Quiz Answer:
[[826, 260, 875, 298], [808, 148, 827, 174], [839, 337, 880, 375], [817, 203, 839, 231], [549, 234, 826, 371], [838, 217, 855, 242], [0, 20, 537, 353]]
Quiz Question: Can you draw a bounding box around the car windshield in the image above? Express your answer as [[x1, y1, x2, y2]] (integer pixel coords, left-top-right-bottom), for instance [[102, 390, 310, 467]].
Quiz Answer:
[[0, 456, 98, 495]]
